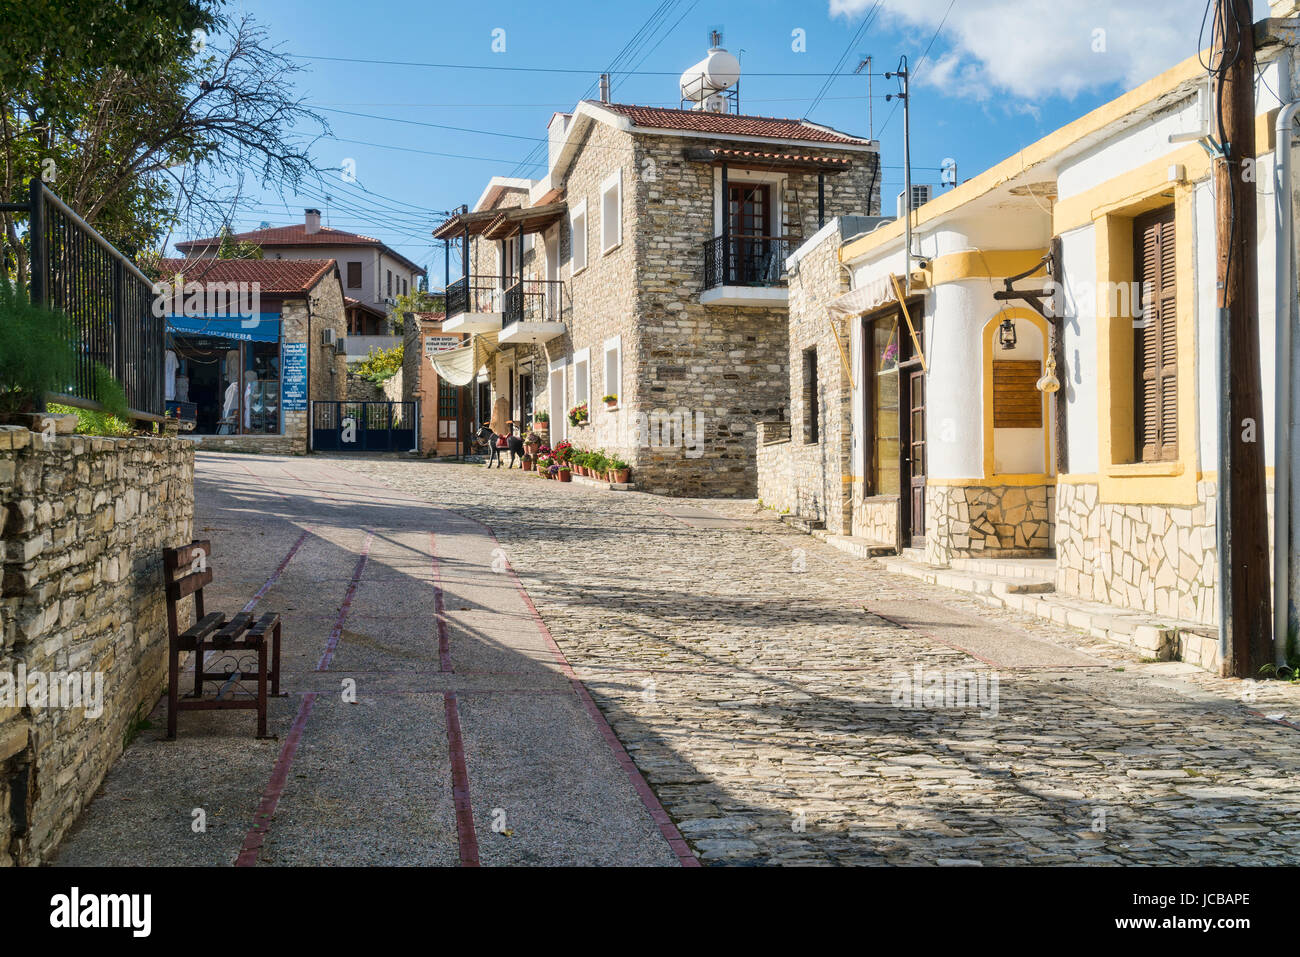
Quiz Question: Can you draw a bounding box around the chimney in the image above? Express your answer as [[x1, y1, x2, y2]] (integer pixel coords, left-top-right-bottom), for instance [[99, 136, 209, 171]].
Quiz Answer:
[[599, 73, 610, 103], [304, 208, 321, 234]]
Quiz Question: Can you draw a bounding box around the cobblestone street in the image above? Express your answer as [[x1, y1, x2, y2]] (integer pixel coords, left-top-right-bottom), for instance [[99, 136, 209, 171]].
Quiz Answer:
[[332, 454, 1300, 866]]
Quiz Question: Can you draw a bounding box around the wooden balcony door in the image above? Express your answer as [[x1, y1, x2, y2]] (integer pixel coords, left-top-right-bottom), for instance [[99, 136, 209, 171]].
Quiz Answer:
[[729, 183, 771, 284]]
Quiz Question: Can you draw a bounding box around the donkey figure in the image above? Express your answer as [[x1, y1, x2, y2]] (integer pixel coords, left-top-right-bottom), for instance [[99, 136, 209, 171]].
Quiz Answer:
[[475, 422, 525, 469]]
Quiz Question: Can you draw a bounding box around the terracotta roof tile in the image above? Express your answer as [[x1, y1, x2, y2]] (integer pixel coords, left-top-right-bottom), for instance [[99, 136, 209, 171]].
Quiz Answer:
[[176, 224, 425, 274], [594, 103, 870, 146], [156, 258, 338, 296]]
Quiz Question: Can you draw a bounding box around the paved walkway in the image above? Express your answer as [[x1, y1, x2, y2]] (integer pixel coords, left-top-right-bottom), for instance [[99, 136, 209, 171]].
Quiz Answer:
[[55, 453, 685, 866], [56, 452, 1300, 866]]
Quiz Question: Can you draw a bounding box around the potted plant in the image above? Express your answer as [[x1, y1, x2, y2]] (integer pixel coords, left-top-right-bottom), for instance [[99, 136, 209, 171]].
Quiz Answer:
[[609, 456, 631, 484], [568, 402, 589, 428], [588, 451, 608, 481], [602, 394, 618, 410], [533, 410, 550, 439]]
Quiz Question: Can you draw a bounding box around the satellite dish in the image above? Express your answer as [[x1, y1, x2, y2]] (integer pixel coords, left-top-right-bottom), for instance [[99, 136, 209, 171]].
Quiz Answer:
[[940, 158, 958, 188]]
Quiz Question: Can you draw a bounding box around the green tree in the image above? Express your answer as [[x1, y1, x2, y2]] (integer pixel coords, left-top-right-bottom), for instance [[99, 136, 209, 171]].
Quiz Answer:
[[390, 289, 445, 334], [0, 1, 327, 282]]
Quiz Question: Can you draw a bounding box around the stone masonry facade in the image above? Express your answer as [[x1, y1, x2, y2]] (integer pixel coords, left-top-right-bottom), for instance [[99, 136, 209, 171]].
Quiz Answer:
[[0, 427, 195, 865], [755, 223, 854, 531], [466, 113, 879, 497], [925, 483, 1055, 566], [1053, 479, 1273, 628]]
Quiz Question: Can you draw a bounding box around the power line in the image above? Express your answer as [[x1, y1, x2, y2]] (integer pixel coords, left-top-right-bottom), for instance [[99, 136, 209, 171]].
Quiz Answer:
[[295, 52, 894, 77]]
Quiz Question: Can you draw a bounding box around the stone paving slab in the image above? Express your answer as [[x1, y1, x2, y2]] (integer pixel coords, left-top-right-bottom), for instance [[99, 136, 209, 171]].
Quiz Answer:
[[331, 455, 1300, 866]]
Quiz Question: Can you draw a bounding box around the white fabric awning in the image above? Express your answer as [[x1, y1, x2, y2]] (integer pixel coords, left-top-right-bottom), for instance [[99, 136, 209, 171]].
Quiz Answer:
[[826, 273, 900, 320], [427, 331, 500, 386]]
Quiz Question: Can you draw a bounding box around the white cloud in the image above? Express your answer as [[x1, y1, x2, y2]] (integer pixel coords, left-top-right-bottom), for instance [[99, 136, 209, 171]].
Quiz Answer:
[[830, 0, 1271, 101]]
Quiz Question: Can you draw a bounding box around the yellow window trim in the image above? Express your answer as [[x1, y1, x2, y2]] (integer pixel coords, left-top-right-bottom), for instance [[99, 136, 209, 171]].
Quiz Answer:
[[1093, 183, 1199, 507], [981, 307, 1054, 481]]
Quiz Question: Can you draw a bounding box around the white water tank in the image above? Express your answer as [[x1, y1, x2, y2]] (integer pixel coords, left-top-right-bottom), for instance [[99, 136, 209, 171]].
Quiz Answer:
[[680, 46, 741, 103]]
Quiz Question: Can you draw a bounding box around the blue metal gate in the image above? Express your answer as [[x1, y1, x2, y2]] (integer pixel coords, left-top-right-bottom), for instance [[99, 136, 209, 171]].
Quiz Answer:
[[313, 401, 418, 452]]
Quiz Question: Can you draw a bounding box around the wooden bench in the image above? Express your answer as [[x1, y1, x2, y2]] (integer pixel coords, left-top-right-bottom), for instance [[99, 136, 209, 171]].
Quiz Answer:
[[163, 540, 283, 739]]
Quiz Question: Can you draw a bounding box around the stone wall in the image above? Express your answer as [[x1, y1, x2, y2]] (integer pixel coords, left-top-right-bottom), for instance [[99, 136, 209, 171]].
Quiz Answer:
[[0, 427, 195, 865], [1053, 479, 1264, 626], [925, 483, 1055, 566], [853, 496, 900, 550]]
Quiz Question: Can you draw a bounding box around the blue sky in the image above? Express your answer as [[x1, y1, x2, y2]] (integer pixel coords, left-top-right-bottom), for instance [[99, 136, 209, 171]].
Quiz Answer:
[[198, 0, 1253, 277]]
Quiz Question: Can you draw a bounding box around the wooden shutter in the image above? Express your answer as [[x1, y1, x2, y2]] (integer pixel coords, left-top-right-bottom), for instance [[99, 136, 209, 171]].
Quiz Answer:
[[1134, 207, 1177, 462], [993, 360, 1043, 428]]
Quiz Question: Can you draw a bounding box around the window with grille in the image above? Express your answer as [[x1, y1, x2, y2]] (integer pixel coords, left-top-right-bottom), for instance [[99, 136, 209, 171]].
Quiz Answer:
[[802, 347, 819, 444], [1133, 206, 1177, 462]]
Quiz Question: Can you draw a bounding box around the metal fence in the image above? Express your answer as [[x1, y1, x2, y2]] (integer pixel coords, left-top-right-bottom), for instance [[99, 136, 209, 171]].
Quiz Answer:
[[1, 179, 165, 419]]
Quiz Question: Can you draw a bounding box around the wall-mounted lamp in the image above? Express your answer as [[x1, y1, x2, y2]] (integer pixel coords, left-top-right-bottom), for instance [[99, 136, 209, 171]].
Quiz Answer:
[[998, 315, 1018, 350]]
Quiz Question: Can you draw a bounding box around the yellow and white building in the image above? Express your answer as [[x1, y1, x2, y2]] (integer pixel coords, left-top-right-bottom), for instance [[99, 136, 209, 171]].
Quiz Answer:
[[768, 10, 1300, 648]]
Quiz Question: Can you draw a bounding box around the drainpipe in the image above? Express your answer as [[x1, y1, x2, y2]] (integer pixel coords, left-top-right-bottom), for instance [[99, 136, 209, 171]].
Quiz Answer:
[[1274, 55, 1300, 665]]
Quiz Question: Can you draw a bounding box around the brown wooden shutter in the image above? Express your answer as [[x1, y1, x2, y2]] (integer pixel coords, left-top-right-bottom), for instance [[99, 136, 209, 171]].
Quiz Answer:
[[1134, 207, 1177, 462], [993, 360, 1043, 428]]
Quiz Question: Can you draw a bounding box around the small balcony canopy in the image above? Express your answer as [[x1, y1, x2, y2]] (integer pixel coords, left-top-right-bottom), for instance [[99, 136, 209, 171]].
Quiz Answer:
[[481, 202, 567, 241]]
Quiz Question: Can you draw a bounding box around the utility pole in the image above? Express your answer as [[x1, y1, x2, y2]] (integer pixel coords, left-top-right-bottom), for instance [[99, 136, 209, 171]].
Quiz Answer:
[[885, 56, 911, 292], [1214, 0, 1273, 677]]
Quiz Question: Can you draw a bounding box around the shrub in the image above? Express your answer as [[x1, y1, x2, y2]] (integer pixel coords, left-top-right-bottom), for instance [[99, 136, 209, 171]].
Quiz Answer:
[[0, 280, 77, 413], [353, 343, 403, 383]]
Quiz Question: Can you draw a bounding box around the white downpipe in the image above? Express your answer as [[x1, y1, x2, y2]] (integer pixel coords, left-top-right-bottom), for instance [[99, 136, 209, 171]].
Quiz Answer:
[[1273, 58, 1300, 665]]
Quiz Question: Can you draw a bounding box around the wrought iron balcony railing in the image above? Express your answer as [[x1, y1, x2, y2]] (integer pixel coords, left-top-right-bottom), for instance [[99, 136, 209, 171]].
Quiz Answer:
[[502, 278, 567, 325], [444, 275, 508, 318], [702, 235, 792, 290]]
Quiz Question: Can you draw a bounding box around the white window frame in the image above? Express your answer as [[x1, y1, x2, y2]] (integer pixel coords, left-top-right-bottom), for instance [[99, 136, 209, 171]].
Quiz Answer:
[[603, 335, 622, 408], [548, 356, 568, 444], [570, 199, 588, 274], [600, 169, 623, 255], [573, 347, 590, 407]]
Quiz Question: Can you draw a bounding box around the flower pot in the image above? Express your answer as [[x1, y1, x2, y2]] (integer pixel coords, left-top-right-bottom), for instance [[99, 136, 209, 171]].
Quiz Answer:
[[558, 469, 571, 482], [522, 459, 534, 471], [613, 468, 630, 484]]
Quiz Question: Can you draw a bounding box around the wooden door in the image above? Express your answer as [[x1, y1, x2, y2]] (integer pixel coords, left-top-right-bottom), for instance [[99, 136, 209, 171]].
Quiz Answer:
[[907, 368, 927, 544], [728, 184, 770, 284]]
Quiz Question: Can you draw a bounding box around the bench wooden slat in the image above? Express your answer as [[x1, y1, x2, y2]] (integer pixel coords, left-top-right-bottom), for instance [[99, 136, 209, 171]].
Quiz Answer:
[[179, 612, 226, 642], [166, 568, 213, 601], [247, 612, 280, 638]]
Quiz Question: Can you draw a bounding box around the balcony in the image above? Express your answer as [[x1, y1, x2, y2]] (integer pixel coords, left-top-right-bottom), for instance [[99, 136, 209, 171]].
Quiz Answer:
[[443, 275, 508, 333], [497, 279, 568, 345], [701, 235, 792, 308]]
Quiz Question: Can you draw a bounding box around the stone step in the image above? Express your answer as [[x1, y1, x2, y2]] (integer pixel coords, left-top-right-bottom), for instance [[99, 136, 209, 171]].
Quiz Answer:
[[570, 473, 636, 491], [814, 533, 895, 559], [947, 556, 1057, 581], [780, 514, 826, 534], [878, 552, 1221, 671], [880, 557, 1056, 597]]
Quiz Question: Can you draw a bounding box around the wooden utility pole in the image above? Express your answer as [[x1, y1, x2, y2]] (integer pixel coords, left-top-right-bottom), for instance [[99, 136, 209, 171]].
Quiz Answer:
[[1214, 0, 1273, 677]]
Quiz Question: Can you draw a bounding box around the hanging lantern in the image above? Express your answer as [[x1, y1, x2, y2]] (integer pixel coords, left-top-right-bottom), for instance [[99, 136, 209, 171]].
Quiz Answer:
[[1036, 352, 1061, 393], [998, 315, 1018, 350]]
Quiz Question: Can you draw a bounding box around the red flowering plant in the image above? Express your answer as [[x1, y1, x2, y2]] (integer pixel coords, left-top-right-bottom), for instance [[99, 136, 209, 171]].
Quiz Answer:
[[552, 440, 574, 465]]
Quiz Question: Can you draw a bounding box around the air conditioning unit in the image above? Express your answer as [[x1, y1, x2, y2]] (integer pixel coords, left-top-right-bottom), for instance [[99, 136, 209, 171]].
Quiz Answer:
[[334, 338, 347, 356], [896, 185, 932, 218], [321, 328, 337, 347]]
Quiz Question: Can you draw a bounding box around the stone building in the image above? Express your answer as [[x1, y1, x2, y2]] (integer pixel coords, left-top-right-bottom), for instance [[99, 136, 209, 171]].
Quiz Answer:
[[434, 84, 880, 496], [157, 258, 348, 454], [769, 9, 1300, 665]]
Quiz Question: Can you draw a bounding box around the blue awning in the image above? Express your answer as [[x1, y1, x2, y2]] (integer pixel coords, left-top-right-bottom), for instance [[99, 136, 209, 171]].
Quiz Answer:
[[166, 314, 281, 343]]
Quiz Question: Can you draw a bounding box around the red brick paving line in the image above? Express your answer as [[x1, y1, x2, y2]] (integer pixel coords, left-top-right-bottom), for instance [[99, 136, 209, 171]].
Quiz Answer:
[[430, 529, 482, 866], [443, 692, 481, 867], [236, 525, 373, 866], [314, 533, 374, 672], [310, 459, 700, 866], [236, 691, 319, 867]]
